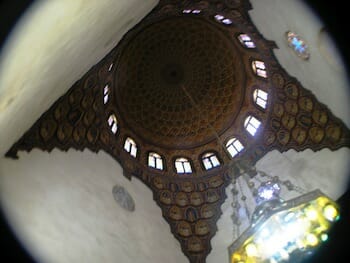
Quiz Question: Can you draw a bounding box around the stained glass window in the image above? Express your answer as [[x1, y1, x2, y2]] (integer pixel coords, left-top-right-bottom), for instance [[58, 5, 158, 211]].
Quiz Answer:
[[286, 31, 310, 60]]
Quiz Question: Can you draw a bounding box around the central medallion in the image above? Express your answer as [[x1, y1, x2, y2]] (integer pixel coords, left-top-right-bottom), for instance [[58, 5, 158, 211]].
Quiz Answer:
[[161, 63, 185, 85], [115, 17, 246, 149]]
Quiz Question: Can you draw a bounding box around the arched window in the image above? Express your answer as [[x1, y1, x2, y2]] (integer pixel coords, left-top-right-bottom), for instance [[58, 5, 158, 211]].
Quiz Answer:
[[148, 152, 164, 170], [202, 152, 220, 170], [103, 84, 110, 104], [238, 34, 256, 48], [108, 63, 113, 72], [175, 158, 192, 174], [107, 114, 118, 134], [244, 115, 261, 136], [252, 60, 267, 78], [124, 137, 137, 157], [183, 9, 201, 14], [253, 89, 268, 109], [226, 138, 244, 158], [214, 14, 224, 21], [214, 14, 232, 25]]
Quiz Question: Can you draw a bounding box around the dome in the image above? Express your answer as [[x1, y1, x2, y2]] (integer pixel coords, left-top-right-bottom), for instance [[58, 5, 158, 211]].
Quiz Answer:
[[2, 0, 349, 263]]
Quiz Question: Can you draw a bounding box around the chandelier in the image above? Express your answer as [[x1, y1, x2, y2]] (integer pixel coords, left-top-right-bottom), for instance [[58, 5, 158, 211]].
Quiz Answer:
[[228, 163, 340, 263]]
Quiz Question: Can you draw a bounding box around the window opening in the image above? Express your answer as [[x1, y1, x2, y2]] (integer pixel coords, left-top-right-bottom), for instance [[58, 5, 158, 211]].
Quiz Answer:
[[202, 152, 220, 170], [108, 114, 118, 134], [226, 138, 244, 158], [175, 158, 192, 174], [214, 14, 232, 25], [108, 63, 114, 72], [104, 84, 110, 104], [124, 137, 137, 157], [238, 34, 256, 48], [244, 115, 261, 136], [148, 152, 164, 170], [253, 89, 268, 109], [252, 60, 267, 78], [183, 9, 201, 14]]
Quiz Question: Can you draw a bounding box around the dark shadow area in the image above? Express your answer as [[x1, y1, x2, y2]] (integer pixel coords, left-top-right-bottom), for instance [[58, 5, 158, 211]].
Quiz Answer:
[[303, 1, 350, 261], [306, 185, 350, 263], [0, 0, 34, 52], [1, 1, 37, 262], [304, 0, 350, 74]]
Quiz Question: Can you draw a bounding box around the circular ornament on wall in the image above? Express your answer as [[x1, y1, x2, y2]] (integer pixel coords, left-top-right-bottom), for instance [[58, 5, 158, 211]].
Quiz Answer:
[[112, 185, 135, 212]]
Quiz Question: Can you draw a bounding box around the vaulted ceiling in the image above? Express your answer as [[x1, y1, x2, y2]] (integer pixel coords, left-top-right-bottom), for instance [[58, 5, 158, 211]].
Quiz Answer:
[[0, 1, 349, 263]]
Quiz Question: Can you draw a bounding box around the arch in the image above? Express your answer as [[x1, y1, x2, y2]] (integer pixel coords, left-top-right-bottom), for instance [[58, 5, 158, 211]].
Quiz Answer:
[[244, 115, 261, 136], [253, 89, 268, 109], [226, 137, 244, 158], [175, 157, 192, 174], [252, 60, 267, 78], [201, 152, 220, 170], [124, 137, 137, 157], [148, 152, 164, 170], [107, 114, 118, 134], [238, 33, 256, 48]]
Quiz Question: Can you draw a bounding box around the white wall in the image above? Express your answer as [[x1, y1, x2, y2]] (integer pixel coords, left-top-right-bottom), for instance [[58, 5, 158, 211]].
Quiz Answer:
[[0, 149, 187, 263]]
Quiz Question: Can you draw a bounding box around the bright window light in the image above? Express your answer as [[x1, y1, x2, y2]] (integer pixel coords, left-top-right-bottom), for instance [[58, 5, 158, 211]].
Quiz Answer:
[[222, 18, 232, 25], [214, 14, 224, 21], [238, 34, 256, 48], [108, 114, 118, 134], [202, 152, 220, 170], [148, 152, 164, 170], [175, 158, 192, 174], [252, 60, 267, 78], [124, 137, 137, 158], [226, 138, 244, 158], [244, 116, 261, 136], [253, 89, 268, 109], [104, 84, 110, 104]]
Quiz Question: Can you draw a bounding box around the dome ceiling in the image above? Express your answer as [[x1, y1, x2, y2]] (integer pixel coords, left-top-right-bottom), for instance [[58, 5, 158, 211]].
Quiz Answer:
[[5, 0, 350, 262], [116, 16, 246, 149]]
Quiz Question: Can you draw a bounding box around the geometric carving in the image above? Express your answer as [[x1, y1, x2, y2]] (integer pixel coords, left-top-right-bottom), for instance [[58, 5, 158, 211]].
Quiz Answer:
[[149, 171, 230, 263], [4, 1, 350, 262]]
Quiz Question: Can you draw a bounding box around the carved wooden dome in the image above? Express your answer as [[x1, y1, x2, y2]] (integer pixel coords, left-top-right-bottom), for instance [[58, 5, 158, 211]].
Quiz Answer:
[[116, 16, 245, 149], [5, 0, 350, 263]]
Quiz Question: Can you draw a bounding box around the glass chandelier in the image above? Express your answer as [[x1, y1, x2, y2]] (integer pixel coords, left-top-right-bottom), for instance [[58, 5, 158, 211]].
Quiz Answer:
[[228, 163, 340, 263]]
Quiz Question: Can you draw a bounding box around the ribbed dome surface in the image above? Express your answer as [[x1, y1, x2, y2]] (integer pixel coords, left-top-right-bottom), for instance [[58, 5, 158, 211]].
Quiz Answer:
[[115, 17, 246, 149]]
